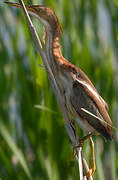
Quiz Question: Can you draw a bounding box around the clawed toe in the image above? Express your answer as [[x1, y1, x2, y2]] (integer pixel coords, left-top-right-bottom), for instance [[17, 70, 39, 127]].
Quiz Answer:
[[87, 168, 95, 177]]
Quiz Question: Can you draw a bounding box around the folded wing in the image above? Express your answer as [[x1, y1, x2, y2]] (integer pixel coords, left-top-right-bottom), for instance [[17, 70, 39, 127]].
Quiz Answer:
[[70, 79, 112, 140]]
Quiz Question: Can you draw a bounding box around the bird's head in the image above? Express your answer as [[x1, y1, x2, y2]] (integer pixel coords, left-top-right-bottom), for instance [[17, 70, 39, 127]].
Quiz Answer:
[[6, 2, 62, 36]]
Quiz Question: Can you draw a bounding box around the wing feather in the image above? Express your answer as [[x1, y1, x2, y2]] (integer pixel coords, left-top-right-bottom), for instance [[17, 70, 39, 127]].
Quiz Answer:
[[70, 79, 112, 140]]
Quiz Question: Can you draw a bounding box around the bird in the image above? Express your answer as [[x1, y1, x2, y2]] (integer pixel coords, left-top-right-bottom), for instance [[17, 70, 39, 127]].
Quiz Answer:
[[6, 2, 112, 177]]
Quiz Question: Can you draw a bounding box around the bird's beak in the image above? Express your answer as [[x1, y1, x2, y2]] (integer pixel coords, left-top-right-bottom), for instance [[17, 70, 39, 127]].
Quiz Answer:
[[5, 2, 36, 13], [5, 2, 22, 8]]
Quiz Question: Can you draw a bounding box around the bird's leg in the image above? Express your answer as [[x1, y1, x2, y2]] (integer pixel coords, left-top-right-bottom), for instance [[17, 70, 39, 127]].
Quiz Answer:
[[87, 137, 96, 177], [73, 132, 94, 158], [73, 133, 96, 177]]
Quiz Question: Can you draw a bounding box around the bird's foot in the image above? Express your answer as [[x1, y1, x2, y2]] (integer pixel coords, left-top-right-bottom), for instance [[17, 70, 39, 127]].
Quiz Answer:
[[87, 167, 95, 177], [73, 132, 94, 158], [72, 139, 84, 158]]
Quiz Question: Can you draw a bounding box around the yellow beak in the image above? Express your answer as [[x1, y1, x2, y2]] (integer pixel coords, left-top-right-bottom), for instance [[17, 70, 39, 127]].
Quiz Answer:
[[6, 2, 25, 8], [5, 2, 36, 12]]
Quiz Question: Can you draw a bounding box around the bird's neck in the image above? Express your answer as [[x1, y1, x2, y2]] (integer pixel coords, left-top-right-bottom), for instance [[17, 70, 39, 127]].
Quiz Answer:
[[44, 30, 66, 72], [52, 35, 63, 62]]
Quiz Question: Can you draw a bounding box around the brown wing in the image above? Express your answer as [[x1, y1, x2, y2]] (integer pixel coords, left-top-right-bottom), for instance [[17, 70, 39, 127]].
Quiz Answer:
[[75, 67, 109, 111], [99, 96, 109, 110], [70, 79, 112, 140]]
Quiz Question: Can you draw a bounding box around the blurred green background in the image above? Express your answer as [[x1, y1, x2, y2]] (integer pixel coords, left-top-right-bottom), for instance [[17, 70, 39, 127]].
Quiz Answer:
[[0, 0, 118, 179]]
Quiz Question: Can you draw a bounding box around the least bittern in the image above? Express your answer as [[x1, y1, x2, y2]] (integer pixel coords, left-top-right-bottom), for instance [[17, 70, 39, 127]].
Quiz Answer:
[[6, 2, 112, 177]]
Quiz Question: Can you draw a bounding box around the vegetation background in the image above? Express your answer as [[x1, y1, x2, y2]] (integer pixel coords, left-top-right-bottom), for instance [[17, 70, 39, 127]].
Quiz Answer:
[[0, 0, 118, 179]]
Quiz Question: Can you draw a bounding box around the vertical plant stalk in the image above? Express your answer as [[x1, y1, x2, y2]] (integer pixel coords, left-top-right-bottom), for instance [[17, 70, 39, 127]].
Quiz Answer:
[[18, 0, 93, 179]]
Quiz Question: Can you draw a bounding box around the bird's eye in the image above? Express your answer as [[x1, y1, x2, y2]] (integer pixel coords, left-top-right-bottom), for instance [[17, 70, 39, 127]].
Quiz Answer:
[[76, 72, 79, 78]]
